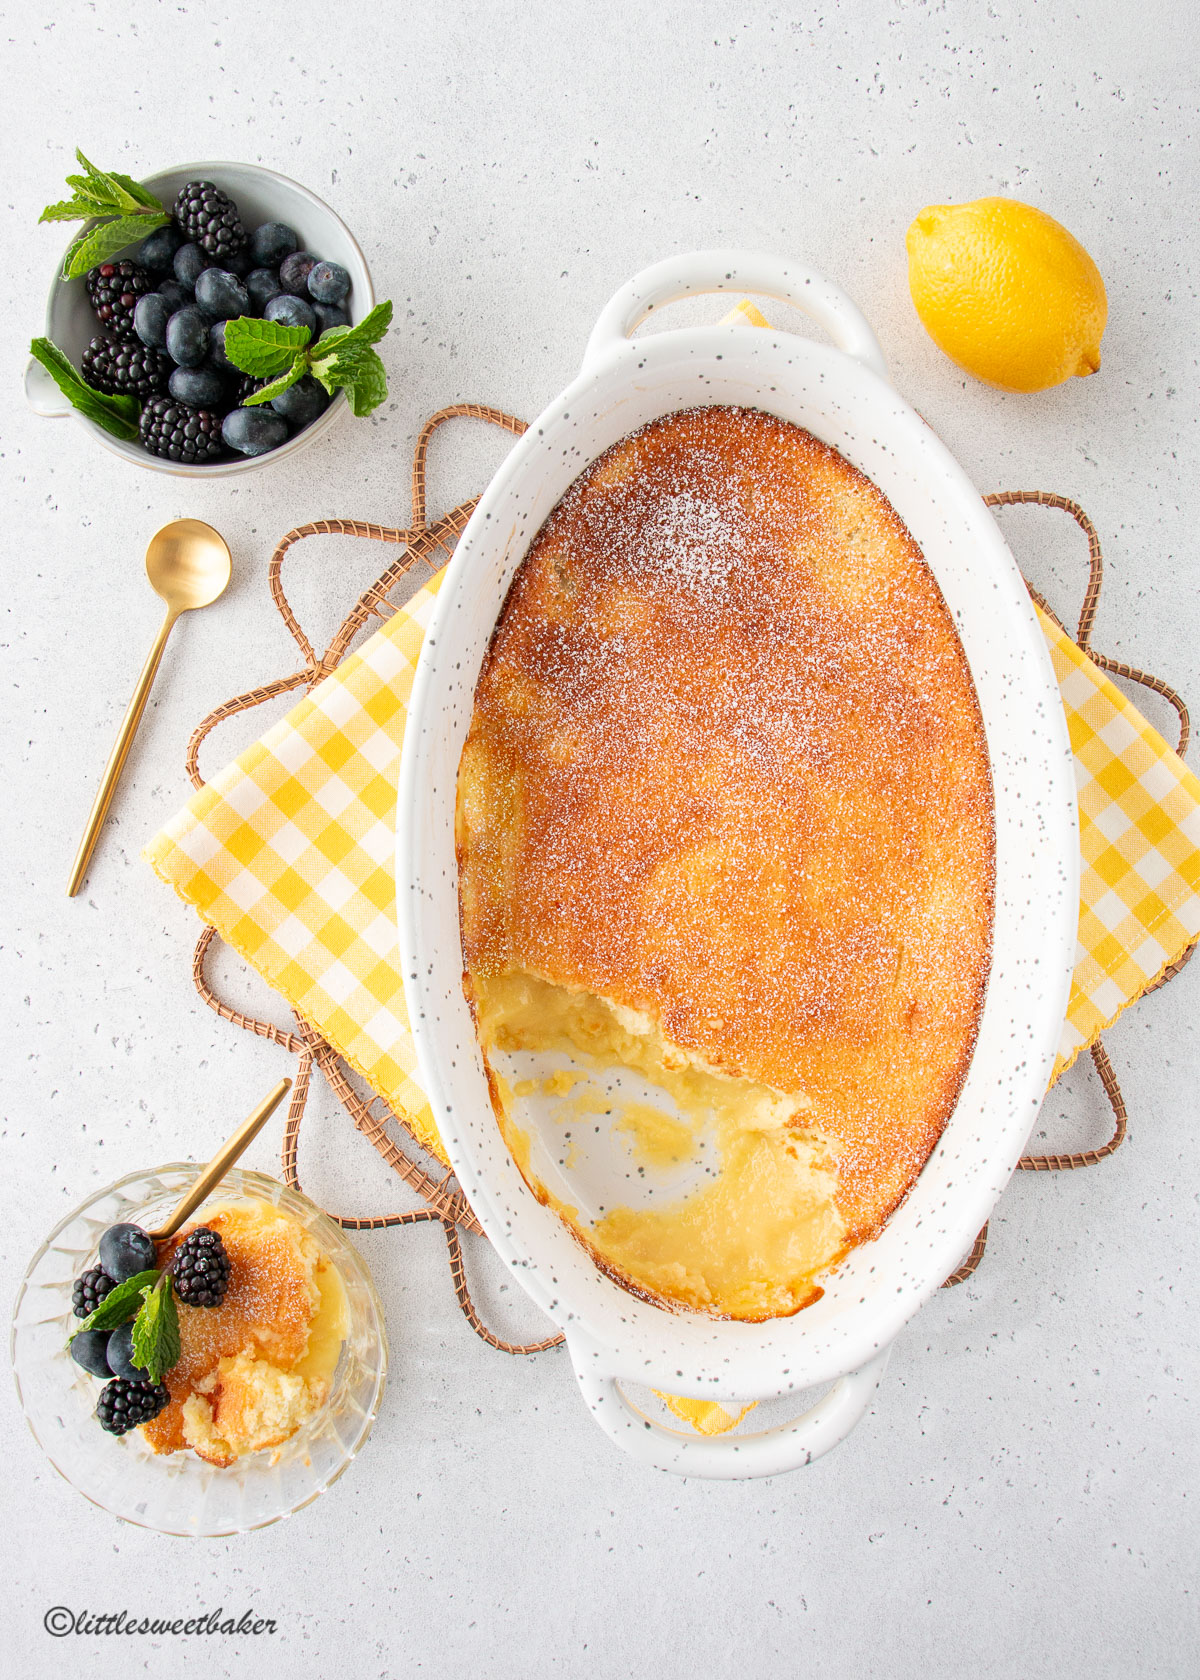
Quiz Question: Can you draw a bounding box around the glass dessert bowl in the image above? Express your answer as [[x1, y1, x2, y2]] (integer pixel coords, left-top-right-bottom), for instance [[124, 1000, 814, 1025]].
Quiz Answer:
[[11, 1166, 387, 1536]]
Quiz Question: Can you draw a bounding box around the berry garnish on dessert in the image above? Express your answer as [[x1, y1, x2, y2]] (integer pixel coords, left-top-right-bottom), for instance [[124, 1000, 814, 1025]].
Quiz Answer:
[[99, 1222, 157, 1284], [96, 1377, 171, 1436], [85, 260, 153, 337], [71, 1327, 116, 1378], [105, 1319, 145, 1382], [171, 1227, 231, 1308], [72, 1264, 116, 1319], [173, 180, 246, 259]]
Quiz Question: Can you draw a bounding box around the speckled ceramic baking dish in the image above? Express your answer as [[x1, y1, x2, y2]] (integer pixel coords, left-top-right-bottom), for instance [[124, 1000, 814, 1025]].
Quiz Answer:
[[396, 250, 1078, 1478]]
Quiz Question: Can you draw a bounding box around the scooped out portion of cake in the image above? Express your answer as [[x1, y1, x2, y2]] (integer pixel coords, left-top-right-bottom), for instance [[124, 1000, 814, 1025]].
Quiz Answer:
[[457, 404, 995, 1321], [141, 1198, 349, 1466]]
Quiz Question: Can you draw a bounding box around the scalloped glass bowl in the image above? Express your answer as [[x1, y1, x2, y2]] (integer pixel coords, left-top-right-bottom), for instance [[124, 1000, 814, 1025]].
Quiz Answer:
[[11, 1166, 387, 1536]]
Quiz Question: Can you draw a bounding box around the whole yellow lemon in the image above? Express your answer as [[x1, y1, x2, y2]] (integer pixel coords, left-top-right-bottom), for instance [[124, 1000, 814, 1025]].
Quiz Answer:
[[906, 197, 1107, 392]]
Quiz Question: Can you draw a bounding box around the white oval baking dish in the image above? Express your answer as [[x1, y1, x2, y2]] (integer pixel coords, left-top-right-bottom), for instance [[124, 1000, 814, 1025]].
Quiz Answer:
[[396, 250, 1079, 1478]]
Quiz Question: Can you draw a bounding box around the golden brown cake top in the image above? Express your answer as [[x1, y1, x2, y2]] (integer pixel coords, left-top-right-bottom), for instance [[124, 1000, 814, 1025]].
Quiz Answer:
[[458, 405, 994, 1244]]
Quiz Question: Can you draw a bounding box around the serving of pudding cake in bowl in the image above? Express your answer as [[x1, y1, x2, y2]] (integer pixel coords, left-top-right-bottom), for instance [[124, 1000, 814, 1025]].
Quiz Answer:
[[397, 250, 1077, 1477]]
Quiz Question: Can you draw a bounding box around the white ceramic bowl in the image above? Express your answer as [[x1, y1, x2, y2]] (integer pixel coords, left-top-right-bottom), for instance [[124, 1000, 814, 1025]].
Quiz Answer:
[[25, 161, 374, 477], [396, 250, 1079, 1479]]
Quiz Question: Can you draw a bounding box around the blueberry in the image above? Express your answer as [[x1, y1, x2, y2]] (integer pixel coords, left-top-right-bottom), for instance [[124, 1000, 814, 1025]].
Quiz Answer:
[[134, 292, 172, 350], [105, 1321, 145, 1382], [137, 224, 184, 273], [271, 374, 331, 428], [169, 363, 226, 406], [313, 302, 349, 333], [245, 268, 282, 311], [157, 279, 191, 312], [306, 260, 351, 306], [222, 405, 288, 456], [264, 293, 316, 334], [278, 251, 318, 295], [165, 305, 210, 368], [208, 320, 234, 369], [194, 268, 251, 322], [98, 1223, 156, 1284], [224, 249, 254, 279], [173, 242, 212, 289], [250, 222, 300, 267], [70, 1329, 114, 1379]]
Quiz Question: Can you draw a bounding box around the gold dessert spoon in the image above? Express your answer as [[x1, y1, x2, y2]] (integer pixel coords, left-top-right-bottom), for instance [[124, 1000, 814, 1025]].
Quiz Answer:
[[147, 1076, 293, 1242], [67, 519, 233, 897]]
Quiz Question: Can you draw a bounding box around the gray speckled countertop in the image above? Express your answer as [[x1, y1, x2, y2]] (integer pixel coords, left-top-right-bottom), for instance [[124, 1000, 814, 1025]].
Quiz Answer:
[[2, 2, 1197, 1675]]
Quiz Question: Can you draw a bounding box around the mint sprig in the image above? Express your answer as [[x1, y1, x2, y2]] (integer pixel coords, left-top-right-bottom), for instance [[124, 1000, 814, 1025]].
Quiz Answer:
[[29, 337, 141, 440], [130, 1272, 180, 1386], [68, 1263, 180, 1385], [224, 299, 394, 418], [69, 1269, 159, 1339], [39, 149, 169, 279]]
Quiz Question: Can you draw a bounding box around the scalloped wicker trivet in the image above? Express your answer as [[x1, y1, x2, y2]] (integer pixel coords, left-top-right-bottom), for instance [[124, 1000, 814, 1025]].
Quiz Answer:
[[183, 405, 1194, 1340]]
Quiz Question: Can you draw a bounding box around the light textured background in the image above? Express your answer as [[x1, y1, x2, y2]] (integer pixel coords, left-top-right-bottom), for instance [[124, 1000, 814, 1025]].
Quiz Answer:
[[2, 2, 1197, 1675]]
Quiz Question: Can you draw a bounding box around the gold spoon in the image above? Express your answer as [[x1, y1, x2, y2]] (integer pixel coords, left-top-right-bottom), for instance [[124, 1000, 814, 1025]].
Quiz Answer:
[[147, 1077, 293, 1242], [67, 519, 232, 897]]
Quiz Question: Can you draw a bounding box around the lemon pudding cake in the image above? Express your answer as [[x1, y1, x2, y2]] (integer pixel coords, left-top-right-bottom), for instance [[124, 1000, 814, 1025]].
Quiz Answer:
[[457, 405, 995, 1320], [141, 1198, 349, 1465]]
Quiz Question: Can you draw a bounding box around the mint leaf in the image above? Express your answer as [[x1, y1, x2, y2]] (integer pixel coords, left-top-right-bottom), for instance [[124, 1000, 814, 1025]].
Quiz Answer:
[[39, 155, 165, 249], [312, 340, 388, 416], [29, 337, 141, 441], [314, 300, 393, 358], [130, 1273, 180, 1386], [223, 316, 311, 377], [62, 213, 167, 279], [68, 1269, 159, 1339], [106, 171, 163, 211], [311, 336, 373, 384], [243, 361, 307, 406], [342, 349, 388, 416], [72, 148, 148, 214], [40, 198, 96, 224]]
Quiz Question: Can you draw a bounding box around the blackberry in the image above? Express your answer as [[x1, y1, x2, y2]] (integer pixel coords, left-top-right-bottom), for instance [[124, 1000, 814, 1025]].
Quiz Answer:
[[173, 181, 246, 259], [72, 1265, 116, 1320], [85, 260, 154, 338], [95, 1377, 170, 1436], [171, 1226, 231, 1307], [81, 335, 170, 399], [139, 396, 224, 464]]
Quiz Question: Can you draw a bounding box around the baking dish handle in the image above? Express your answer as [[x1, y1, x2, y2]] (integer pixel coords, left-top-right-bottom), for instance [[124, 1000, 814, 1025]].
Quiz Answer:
[[568, 1340, 891, 1479], [582, 248, 889, 382]]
